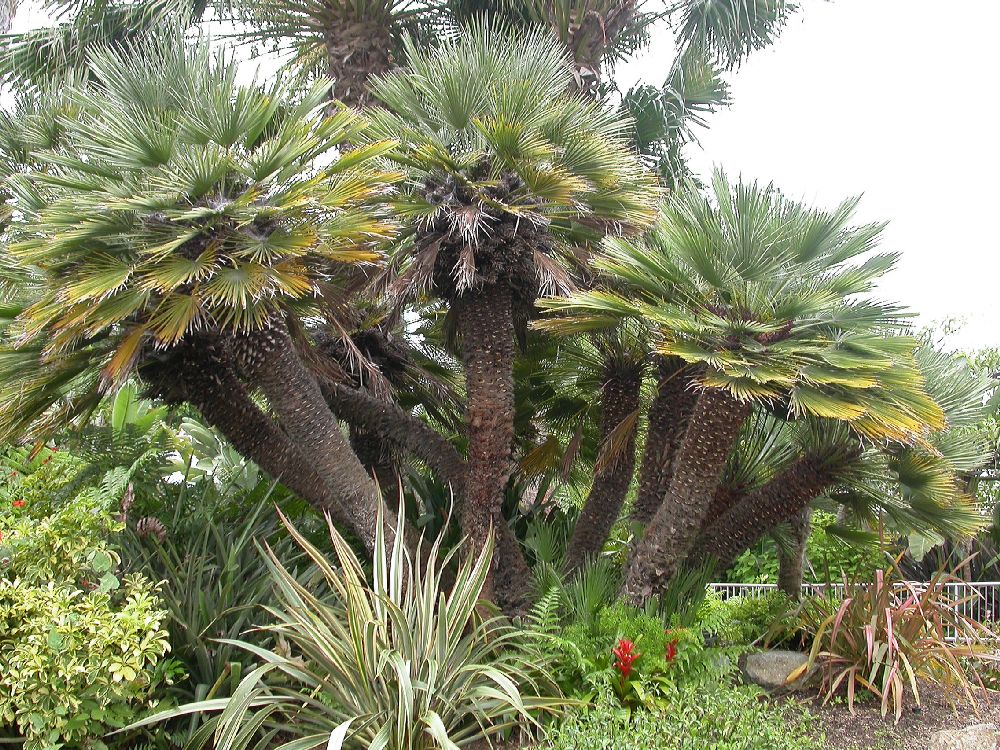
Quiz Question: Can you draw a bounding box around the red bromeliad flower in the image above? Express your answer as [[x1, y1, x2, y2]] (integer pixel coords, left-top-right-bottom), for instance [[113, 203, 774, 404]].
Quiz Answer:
[[612, 639, 641, 680], [12, 500, 25, 509], [665, 639, 678, 662]]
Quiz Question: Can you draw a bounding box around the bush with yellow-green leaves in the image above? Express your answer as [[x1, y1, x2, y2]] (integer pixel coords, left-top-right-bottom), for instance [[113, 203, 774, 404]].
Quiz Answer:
[[0, 455, 171, 750]]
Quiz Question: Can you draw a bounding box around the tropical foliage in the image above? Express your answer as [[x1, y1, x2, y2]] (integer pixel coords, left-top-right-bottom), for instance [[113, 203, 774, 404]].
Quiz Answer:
[[0, 0, 995, 747], [132, 507, 562, 749], [793, 561, 999, 723]]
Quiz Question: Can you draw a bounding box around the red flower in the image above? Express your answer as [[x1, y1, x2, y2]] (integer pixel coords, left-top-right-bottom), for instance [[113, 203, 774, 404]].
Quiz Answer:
[[665, 639, 678, 662], [0, 531, 4, 542], [11, 500, 25, 509], [612, 639, 641, 680]]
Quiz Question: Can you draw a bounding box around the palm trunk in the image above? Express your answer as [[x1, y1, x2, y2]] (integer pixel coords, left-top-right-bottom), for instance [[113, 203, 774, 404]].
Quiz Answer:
[[624, 387, 751, 603], [349, 423, 400, 494], [776, 508, 812, 600], [0, 0, 14, 33], [141, 337, 351, 530], [324, 382, 468, 493], [232, 321, 385, 552], [631, 357, 701, 525], [694, 457, 835, 573], [455, 284, 525, 603], [565, 365, 642, 571], [325, 21, 395, 108]]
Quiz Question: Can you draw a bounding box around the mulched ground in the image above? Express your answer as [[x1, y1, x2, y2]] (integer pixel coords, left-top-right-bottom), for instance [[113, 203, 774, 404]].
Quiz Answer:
[[790, 683, 1000, 749]]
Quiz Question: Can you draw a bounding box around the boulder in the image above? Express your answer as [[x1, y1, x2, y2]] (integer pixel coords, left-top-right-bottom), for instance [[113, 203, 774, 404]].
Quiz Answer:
[[739, 650, 814, 694], [930, 724, 1000, 750]]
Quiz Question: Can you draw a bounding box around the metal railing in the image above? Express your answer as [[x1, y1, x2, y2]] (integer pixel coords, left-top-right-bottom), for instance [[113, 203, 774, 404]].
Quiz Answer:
[[708, 581, 1000, 640]]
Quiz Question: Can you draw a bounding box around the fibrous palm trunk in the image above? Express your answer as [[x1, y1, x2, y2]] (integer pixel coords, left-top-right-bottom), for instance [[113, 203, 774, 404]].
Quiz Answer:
[[631, 357, 701, 525], [694, 457, 834, 573], [232, 320, 385, 552], [776, 507, 812, 600], [455, 284, 530, 604], [326, 376, 530, 611], [565, 365, 642, 571], [624, 387, 751, 603], [325, 382, 468, 492], [350, 423, 400, 494], [325, 19, 395, 107], [141, 336, 351, 530]]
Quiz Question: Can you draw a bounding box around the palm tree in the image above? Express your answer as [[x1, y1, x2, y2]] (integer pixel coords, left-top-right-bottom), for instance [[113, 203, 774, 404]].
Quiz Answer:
[[692, 343, 994, 591], [541, 325, 647, 570], [230, 0, 432, 107], [365, 24, 659, 596], [540, 172, 945, 601], [0, 39, 400, 549]]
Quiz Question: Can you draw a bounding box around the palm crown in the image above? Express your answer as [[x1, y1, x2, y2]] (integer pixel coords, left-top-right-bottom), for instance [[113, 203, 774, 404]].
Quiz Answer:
[[366, 24, 660, 308], [0, 39, 398, 440], [539, 172, 944, 443]]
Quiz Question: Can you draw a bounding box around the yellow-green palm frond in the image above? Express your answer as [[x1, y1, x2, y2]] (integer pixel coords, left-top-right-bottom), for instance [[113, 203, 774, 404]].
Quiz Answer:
[[539, 173, 942, 444], [0, 38, 399, 439], [367, 23, 660, 233]]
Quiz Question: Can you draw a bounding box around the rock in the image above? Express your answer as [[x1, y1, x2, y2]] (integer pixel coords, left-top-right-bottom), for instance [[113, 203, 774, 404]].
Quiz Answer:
[[930, 724, 1000, 750], [739, 650, 814, 694]]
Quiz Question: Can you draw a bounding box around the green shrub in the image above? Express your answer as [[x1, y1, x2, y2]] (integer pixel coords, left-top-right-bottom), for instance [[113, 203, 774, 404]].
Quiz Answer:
[[0, 575, 171, 750], [697, 590, 795, 646], [121, 485, 308, 705], [539, 685, 823, 750], [132, 508, 562, 749], [0, 477, 170, 750], [531, 593, 740, 707]]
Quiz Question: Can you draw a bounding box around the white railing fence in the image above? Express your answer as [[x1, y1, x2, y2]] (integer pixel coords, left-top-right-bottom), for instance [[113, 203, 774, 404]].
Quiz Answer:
[[707, 581, 1000, 640]]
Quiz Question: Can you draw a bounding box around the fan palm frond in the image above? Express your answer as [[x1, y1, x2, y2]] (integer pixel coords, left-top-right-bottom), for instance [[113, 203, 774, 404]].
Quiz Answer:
[[540, 172, 943, 444], [668, 0, 796, 68], [0, 37, 399, 441]]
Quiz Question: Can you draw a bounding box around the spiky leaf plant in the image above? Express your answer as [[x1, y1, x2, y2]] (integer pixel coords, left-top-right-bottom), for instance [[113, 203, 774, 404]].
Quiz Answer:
[[540, 172, 944, 600], [127, 505, 562, 749], [365, 23, 658, 599], [792, 559, 999, 723], [0, 37, 400, 541]]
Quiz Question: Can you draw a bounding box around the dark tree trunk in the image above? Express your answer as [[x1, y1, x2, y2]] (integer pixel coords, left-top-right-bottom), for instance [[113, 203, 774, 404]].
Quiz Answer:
[[631, 357, 701, 525], [325, 21, 395, 108], [140, 336, 351, 530], [324, 382, 468, 494], [776, 507, 812, 600], [454, 284, 525, 603], [349, 423, 400, 495], [702, 485, 744, 528], [232, 321, 385, 552], [695, 457, 836, 573], [564, 364, 642, 571], [326, 379, 530, 612], [624, 387, 751, 603]]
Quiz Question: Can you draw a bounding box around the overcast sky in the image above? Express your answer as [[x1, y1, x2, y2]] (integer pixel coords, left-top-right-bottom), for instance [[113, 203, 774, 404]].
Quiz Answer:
[[6, 0, 997, 351], [621, 0, 1000, 352]]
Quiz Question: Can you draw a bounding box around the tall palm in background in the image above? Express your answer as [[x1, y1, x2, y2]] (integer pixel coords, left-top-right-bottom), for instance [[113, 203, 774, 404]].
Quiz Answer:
[[0, 39, 402, 549], [366, 25, 659, 599], [540, 173, 945, 600]]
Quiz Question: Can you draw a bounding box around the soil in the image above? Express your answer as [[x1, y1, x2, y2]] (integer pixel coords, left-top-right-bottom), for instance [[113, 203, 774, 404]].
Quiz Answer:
[[795, 682, 1000, 749]]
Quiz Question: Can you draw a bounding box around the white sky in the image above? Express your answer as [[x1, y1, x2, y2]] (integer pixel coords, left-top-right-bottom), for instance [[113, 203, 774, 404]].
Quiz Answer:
[[6, 0, 998, 352], [620, 0, 1000, 353]]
